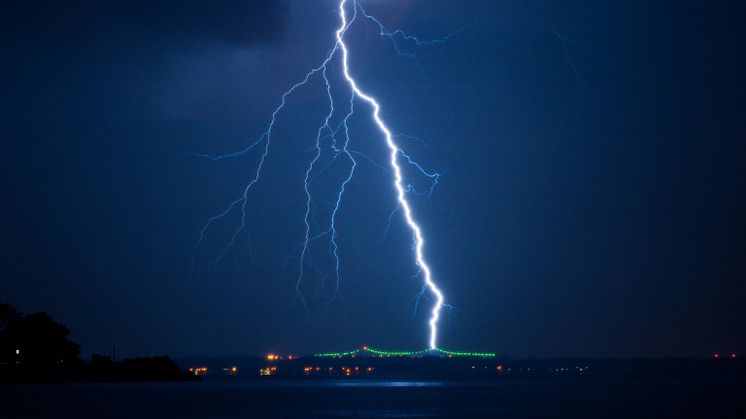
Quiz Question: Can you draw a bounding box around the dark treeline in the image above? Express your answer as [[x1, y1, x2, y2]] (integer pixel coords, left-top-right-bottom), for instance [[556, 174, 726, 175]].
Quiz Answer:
[[0, 303, 195, 382]]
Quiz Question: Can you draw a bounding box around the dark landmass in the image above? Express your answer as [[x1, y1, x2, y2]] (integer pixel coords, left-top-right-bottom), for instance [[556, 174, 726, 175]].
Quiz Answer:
[[2, 355, 198, 383], [1, 303, 195, 382]]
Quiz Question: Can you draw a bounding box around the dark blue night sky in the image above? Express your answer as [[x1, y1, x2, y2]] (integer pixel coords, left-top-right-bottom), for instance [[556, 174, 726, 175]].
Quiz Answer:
[[2, 0, 745, 358]]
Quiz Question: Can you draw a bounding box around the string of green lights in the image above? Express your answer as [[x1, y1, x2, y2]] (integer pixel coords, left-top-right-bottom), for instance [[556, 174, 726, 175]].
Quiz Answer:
[[314, 349, 361, 357], [313, 346, 496, 358]]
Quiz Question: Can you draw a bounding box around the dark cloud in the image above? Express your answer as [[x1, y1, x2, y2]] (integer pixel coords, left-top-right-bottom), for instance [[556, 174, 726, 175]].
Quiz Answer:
[[2, 0, 288, 47]]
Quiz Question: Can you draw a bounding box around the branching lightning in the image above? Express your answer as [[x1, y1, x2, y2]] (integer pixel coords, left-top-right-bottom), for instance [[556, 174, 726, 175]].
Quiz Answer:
[[357, 3, 476, 77], [191, 0, 469, 350]]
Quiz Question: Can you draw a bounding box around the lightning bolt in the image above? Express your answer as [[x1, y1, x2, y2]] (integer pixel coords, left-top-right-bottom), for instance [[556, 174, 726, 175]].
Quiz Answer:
[[335, 0, 443, 349], [191, 0, 468, 350]]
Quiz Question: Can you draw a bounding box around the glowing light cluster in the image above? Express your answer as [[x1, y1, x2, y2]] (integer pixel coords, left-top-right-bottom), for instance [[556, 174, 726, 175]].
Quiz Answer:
[[313, 346, 495, 358], [314, 349, 361, 358], [365, 347, 430, 357], [434, 349, 496, 357], [188, 366, 208, 376]]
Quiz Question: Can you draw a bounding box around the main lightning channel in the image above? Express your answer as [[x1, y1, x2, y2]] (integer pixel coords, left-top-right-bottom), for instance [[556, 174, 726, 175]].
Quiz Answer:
[[335, 0, 444, 349]]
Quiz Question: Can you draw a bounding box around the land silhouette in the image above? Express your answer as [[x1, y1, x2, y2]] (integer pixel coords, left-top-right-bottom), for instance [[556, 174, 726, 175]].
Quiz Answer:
[[0, 303, 195, 382], [3, 302, 743, 382]]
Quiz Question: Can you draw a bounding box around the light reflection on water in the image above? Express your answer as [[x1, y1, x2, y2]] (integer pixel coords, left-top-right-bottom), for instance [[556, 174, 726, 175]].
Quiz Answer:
[[331, 380, 445, 387], [196, 378, 449, 389]]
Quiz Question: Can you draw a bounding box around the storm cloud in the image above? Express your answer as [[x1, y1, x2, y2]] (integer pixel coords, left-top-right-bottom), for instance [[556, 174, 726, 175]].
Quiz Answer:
[[2, 0, 288, 47]]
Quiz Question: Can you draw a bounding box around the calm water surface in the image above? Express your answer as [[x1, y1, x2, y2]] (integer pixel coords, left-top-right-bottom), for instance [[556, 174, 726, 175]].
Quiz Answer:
[[2, 377, 744, 418]]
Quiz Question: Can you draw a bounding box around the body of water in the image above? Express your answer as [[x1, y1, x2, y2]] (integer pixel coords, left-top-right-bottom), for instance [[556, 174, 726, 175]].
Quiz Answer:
[[2, 377, 744, 418]]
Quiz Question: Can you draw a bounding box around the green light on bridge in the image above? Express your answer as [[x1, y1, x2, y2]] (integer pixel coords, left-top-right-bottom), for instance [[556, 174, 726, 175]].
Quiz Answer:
[[313, 346, 495, 358]]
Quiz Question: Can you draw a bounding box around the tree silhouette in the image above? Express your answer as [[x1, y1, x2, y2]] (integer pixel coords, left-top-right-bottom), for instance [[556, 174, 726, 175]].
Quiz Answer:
[[0, 303, 80, 370], [0, 303, 23, 365], [2, 303, 194, 382], [19, 312, 81, 367]]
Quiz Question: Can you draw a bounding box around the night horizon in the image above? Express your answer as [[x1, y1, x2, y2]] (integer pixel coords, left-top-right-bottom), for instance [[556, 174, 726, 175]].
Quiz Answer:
[[3, 0, 745, 363]]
